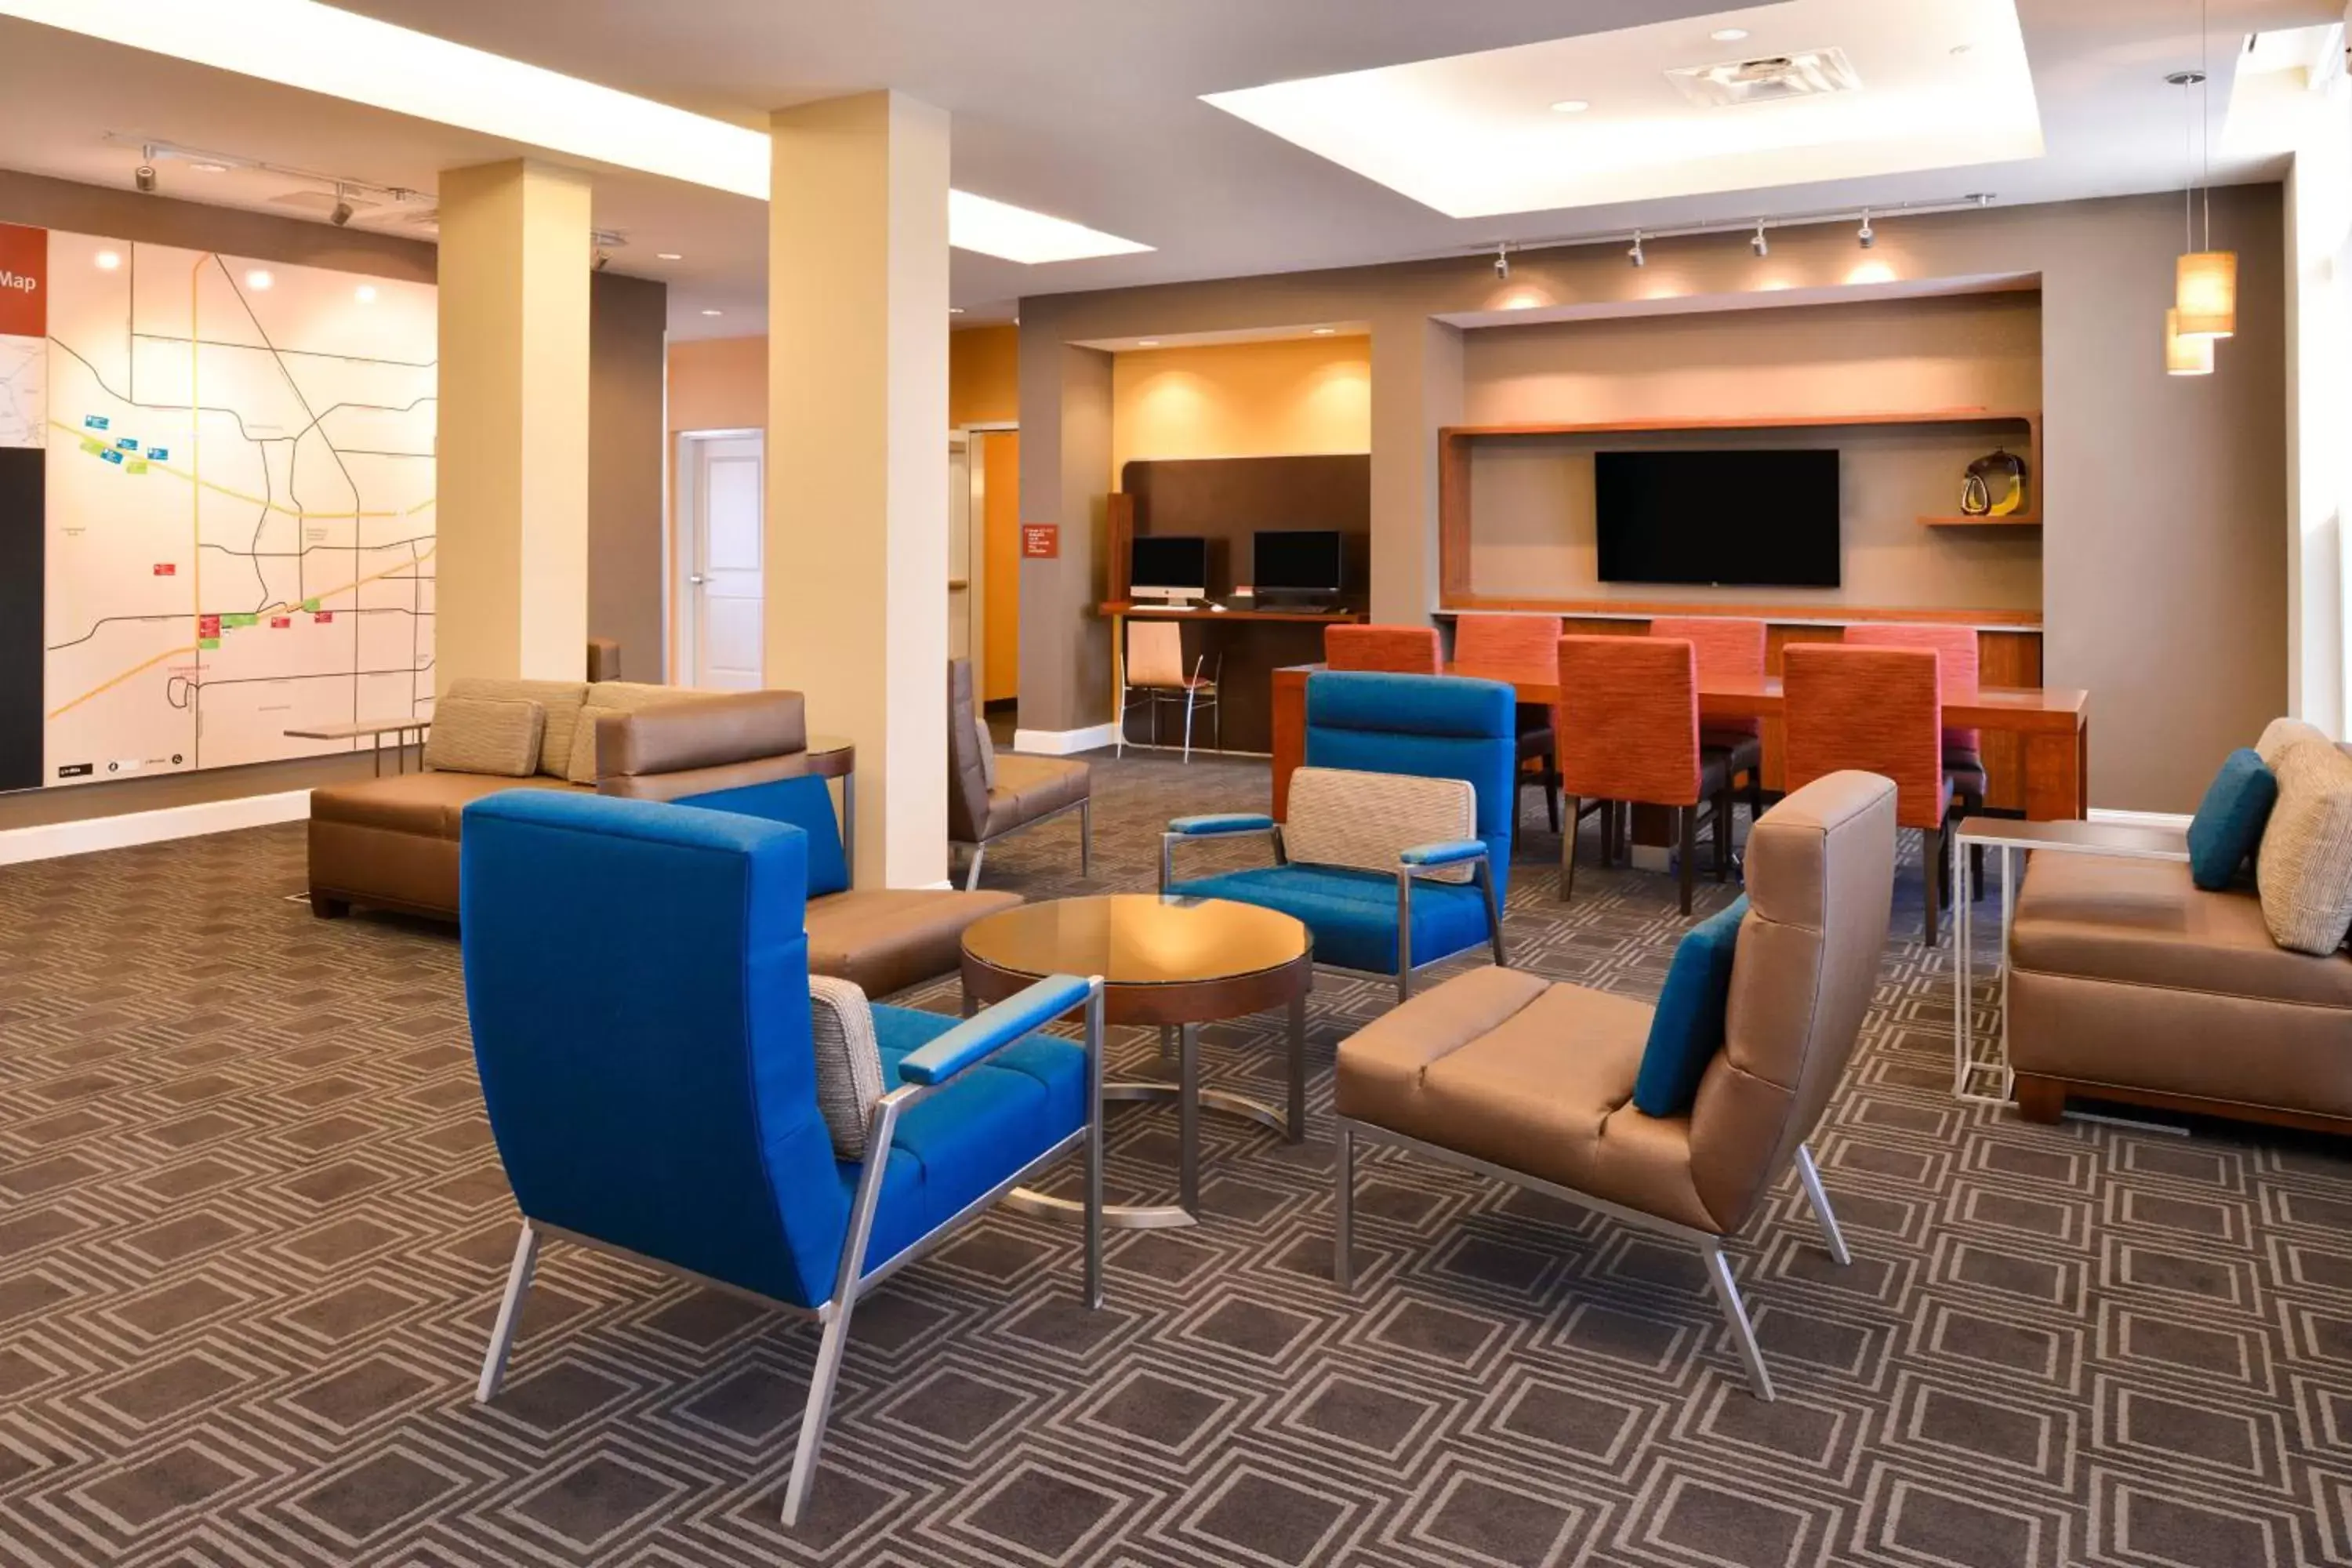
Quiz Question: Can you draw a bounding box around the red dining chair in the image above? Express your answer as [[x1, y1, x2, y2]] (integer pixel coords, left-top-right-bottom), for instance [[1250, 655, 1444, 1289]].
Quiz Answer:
[[1842, 624, 1987, 893], [1325, 624, 1441, 673], [1454, 612, 1564, 833], [1783, 643, 1962, 944], [1648, 616, 1766, 863], [1555, 636, 1732, 915]]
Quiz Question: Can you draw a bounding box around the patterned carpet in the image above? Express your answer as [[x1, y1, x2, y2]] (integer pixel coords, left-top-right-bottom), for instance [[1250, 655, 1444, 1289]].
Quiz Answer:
[[5, 749, 2352, 1566]]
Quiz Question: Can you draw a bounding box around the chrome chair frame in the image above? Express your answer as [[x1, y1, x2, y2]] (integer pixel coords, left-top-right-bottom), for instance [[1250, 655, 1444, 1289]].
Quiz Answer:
[[953, 797, 1091, 891], [477, 977, 1108, 1528], [1333, 1116, 1847, 1401], [1160, 818, 1507, 1005], [1118, 649, 1225, 761]]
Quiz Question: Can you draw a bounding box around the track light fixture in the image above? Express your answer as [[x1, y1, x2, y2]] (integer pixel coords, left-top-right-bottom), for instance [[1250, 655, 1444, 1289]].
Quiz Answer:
[[1494, 242, 1511, 281], [1750, 222, 1769, 258], [1628, 230, 1646, 268], [328, 183, 354, 227], [134, 145, 157, 194], [1857, 210, 1875, 249]]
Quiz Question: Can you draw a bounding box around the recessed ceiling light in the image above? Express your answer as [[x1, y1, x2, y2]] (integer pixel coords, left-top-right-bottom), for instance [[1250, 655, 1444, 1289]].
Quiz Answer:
[[1711, 27, 1750, 42], [1312, 327, 1337, 335], [947, 191, 1152, 264], [655, 252, 681, 260], [190, 160, 230, 173], [94, 249, 121, 270], [245, 269, 274, 290], [1549, 99, 1590, 113], [700, 308, 722, 317], [354, 284, 377, 303], [1138, 339, 1161, 347], [949, 307, 965, 314]]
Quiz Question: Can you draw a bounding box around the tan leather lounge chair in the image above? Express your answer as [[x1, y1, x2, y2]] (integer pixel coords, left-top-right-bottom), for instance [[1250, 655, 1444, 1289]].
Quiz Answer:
[[948, 658, 1091, 891], [1332, 770, 1897, 1399]]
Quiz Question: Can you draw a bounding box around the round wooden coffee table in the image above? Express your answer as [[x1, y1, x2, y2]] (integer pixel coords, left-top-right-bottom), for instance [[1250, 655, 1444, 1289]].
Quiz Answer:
[[960, 894, 1312, 1229]]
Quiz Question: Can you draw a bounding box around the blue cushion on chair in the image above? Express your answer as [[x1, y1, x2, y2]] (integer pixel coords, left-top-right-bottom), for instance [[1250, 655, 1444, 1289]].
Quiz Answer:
[[849, 1004, 1090, 1269], [1168, 864, 1490, 975], [2186, 748, 2278, 891], [1633, 895, 1749, 1118], [1304, 671, 1518, 900], [678, 775, 851, 898]]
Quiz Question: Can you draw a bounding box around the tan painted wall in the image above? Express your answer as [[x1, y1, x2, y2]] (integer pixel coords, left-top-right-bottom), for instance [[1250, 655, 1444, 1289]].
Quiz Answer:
[[589, 273, 669, 681], [1018, 186, 2288, 811], [668, 336, 767, 434], [950, 324, 1020, 426], [1462, 292, 2043, 613], [1110, 336, 1371, 479]]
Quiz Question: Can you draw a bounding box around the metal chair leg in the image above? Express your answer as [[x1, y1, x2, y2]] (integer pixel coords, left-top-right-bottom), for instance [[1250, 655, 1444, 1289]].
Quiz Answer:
[[1714, 786, 1733, 880], [1182, 686, 1196, 763], [1079, 799, 1092, 880], [1923, 827, 1943, 947], [476, 1222, 540, 1402], [1478, 859, 1507, 967], [1083, 985, 1105, 1309], [1700, 1240, 1775, 1401], [1115, 688, 1127, 758], [782, 1308, 855, 1526], [964, 844, 985, 893], [1394, 871, 1414, 1004], [1793, 1144, 1850, 1266], [1679, 805, 1697, 916], [1286, 990, 1307, 1144], [1334, 1121, 1356, 1289]]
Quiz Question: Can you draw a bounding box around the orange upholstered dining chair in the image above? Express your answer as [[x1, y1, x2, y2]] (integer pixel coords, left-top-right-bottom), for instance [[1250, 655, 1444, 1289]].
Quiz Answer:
[[1555, 636, 1733, 915], [1454, 613, 1564, 833], [1649, 616, 1767, 826], [1842, 623, 1987, 891], [1326, 624, 1441, 673], [1782, 643, 1961, 944]]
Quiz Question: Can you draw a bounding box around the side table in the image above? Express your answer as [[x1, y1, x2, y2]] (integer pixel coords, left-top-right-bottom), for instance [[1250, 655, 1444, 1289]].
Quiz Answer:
[[1951, 816, 2190, 1105]]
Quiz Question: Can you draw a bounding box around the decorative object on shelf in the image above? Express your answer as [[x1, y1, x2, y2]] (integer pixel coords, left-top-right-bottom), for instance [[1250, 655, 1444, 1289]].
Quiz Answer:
[[1959, 448, 2027, 517]]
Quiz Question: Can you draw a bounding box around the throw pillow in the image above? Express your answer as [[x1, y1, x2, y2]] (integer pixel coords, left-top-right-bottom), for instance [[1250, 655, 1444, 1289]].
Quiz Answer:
[[2257, 741, 2352, 955], [564, 706, 622, 785], [809, 976, 885, 1159], [1283, 766, 1479, 884], [442, 677, 586, 777], [1632, 895, 1750, 1118], [2186, 748, 2278, 891], [2256, 716, 2335, 770], [975, 713, 1000, 790], [423, 696, 545, 778]]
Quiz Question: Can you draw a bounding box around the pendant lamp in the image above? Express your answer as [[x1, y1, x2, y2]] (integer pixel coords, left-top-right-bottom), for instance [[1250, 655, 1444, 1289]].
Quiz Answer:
[[2165, 308, 2214, 375], [2172, 0, 2237, 337]]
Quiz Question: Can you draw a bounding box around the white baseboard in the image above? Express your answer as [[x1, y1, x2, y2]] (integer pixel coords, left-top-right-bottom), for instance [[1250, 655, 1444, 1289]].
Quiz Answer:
[[0, 789, 312, 866], [1013, 724, 1117, 756], [2087, 808, 2194, 830]]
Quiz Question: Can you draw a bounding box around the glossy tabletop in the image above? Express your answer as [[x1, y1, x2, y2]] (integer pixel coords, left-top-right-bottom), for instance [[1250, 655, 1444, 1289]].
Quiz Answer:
[[964, 895, 1308, 987]]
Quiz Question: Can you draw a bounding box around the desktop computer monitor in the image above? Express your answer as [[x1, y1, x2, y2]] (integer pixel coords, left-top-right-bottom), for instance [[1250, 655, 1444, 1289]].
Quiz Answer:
[[1252, 530, 1344, 599], [1129, 535, 1209, 602]]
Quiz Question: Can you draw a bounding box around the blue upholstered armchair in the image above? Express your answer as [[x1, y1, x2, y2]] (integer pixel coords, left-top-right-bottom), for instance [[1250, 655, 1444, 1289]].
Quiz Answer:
[[1161, 671, 1515, 1002], [458, 790, 1104, 1527]]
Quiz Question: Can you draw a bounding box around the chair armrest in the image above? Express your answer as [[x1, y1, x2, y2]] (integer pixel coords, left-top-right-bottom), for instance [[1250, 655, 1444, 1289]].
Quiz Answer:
[[1400, 839, 1487, 869], [896, 974, 1097, 1087], [1167, 813, 1275, 836]]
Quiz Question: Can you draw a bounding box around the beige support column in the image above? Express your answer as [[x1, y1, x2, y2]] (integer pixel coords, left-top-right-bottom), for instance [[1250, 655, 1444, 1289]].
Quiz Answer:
[[767, 93, 951, 890], [434, 159, 592, 688]]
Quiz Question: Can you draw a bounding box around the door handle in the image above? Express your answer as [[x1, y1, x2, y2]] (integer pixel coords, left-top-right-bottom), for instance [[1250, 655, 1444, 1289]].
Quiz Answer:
[[689, 574, 706, 585]]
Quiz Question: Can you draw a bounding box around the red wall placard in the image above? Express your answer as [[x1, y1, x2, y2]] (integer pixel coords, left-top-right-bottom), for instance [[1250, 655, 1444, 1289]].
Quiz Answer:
[[1021, 524, 1058, 559], [0, 223, 45, 337]]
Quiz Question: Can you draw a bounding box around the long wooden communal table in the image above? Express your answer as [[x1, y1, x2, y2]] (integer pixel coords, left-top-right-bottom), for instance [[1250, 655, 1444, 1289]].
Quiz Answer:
[[1270, 660, 2092, 823]]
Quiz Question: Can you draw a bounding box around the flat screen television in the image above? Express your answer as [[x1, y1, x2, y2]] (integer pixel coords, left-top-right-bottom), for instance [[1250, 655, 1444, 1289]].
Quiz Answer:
[[1129, 535, 1209, 601], [1252, 530, 1344, 596], [1595, 449, 1841, 588]]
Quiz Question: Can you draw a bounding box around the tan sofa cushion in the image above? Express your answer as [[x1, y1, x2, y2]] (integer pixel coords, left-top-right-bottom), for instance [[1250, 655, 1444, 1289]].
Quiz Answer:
[[423, 695, 544, 778], [805, 887, 1022, 998], [2011, 851, 2352, 1008], [598, 688, 807, 779], [2258, 740, 2352, 955], [979, 753, 1091, 841], [2258, 716, 2336, 769], [310, 770, 573, 839], [442, 677, 588, 777], [1285, 765, 1476, 884]]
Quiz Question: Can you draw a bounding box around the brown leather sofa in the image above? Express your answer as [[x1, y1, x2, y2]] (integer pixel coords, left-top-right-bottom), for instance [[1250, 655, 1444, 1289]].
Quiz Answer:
[[310, 679, 817, 920], [1332, 770, 1898, 1399], [948, 658, 1091, 890], [2009, 813, 2352, 1134]]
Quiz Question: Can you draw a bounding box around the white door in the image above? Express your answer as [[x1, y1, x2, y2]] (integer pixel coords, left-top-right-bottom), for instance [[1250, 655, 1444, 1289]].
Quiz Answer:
[[691, 435, 764, 690]]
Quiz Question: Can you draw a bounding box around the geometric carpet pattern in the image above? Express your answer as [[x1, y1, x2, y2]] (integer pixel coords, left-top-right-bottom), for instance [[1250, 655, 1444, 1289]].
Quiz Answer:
[[5, 749, 2352, 1566]]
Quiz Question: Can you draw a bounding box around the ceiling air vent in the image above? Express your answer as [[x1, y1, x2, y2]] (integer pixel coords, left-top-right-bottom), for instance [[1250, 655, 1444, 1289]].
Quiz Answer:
[[1667, 47, 1861, 107]]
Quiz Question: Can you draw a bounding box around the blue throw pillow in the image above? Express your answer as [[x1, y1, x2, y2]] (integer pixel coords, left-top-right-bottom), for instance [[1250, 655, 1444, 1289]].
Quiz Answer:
[[2186, 748, 2278, 891], [1633, 895, 1748, 1119]]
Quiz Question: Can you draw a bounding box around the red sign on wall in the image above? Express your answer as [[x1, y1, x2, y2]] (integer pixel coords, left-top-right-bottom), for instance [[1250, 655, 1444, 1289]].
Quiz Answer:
[[1021, 524, 1059, 559], [0, 223, 45, 338], [151, 563, 176, 576]]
